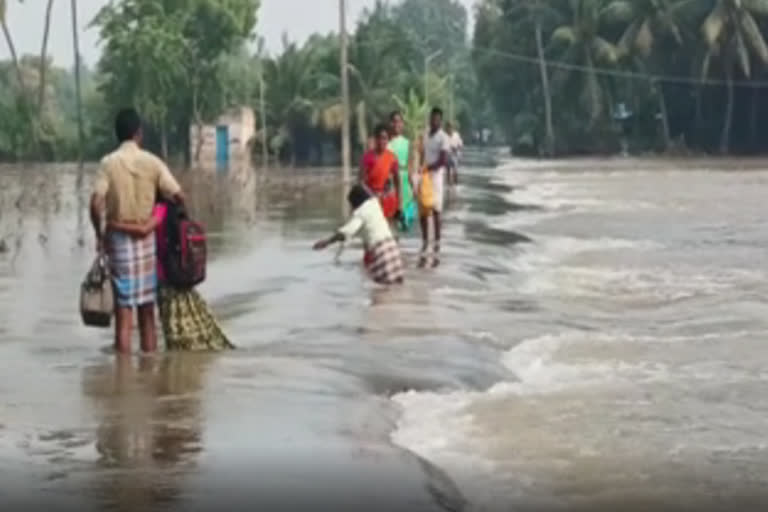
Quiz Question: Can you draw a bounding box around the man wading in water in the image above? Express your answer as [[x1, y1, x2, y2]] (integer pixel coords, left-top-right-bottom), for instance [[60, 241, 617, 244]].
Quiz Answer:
[[90, 108, 184, 354], [419, 107, 450, 267]]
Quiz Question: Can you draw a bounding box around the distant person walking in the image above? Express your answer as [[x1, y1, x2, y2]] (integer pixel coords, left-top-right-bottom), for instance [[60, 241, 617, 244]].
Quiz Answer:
[[90, 108, 184, 354], [419, 107, 450, 266], [388, 111, 416, 231], [445, 122, 463, 186]]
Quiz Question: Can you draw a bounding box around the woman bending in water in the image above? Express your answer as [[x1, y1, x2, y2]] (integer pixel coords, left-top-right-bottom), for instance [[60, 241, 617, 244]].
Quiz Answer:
[[314, 185, 404, 285], [108, 200, 234, 351]]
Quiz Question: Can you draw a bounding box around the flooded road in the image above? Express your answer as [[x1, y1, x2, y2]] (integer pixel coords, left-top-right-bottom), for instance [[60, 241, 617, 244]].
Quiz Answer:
[[1, 159, 768, 511]]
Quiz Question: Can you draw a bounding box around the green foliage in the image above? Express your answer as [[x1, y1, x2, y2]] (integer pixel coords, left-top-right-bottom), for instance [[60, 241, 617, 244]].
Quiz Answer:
[[0, 0, 490, 165], [91, 0, 259, 159], [392, 90, 428, 141], [474, 0, 768, 155]]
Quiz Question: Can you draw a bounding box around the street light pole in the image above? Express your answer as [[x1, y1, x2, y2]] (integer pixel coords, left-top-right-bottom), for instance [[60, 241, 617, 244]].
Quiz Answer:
[[339, 0, 351, 185], [259, 63, 268, 171], [424, 49, 442, 128], [71, 0, 84, 180]]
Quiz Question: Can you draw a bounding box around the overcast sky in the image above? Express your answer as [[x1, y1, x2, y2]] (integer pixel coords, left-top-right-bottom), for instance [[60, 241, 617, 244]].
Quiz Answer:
[[0, 0, 476, 68]]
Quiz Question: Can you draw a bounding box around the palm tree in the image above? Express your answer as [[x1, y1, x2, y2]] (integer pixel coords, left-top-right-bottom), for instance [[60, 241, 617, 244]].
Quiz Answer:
[[392, 89, 428, 141], [550, 0, 623, 126], [505, 0, 562, 156], [263, 36, 337, 164], [701, 0, 768, 153], [347, 3, 413, 145], [613, 0, 692, 150]]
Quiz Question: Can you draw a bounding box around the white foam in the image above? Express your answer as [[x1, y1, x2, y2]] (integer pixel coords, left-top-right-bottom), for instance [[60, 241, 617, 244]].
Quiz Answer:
[[495, 332, 677, 395], [510, 234, 660, 272], [391, 389, 497, 477], [390, 324, 768, 511], [518, 260, 764, 301], [491, 171, 659, 232]]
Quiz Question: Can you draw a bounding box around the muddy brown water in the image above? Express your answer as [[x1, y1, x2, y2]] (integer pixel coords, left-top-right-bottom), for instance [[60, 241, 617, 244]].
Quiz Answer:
[[2, 159, 768, 511]]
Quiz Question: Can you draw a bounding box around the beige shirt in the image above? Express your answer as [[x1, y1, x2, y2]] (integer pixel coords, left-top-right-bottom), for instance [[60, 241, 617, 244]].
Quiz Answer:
[[424, 129, 451, 171], [338, 198, 393, 248], [93, 141, 181, 223]]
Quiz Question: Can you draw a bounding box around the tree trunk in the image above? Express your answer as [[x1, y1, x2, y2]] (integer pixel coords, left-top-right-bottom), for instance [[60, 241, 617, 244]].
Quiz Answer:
[[720, 66, 734, 155], [38, 0, 55, 111], [1, 19, 27, 100], [71, 0, 85, 181], [653, 79, 671, 151], [535, 20, 554, 157]]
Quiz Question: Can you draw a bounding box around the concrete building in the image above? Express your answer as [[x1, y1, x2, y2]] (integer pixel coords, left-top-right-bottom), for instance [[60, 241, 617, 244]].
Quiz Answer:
[[190, 106, 255, 172]]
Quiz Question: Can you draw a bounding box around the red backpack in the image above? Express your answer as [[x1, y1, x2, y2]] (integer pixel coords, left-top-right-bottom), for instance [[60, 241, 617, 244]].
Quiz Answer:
[[162, 203, 207, 288]]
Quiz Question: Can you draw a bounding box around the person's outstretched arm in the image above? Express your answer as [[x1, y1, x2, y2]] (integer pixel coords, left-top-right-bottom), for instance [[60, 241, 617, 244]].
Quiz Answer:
[[314, 211, 364, 250], [313, 232, 345, 251]]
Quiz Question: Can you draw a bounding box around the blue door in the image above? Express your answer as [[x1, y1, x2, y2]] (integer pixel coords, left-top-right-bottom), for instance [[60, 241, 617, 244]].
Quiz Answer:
[[215, 125, 229, 171]]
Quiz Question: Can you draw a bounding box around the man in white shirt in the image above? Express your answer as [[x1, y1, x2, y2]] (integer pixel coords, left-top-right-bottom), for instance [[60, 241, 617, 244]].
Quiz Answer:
[[445, 122, 463, 186], [420, 107, 450, 266]]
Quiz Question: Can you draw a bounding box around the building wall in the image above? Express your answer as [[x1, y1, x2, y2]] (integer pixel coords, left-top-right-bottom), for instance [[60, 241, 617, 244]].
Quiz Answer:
[[190, 106, 255, 171]]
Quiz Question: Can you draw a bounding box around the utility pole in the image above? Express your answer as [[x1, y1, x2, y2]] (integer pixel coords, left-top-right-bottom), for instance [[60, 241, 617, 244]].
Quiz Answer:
[[339, 0, 351, 185], [259, 60, 268, 171], [71, 0, 84, 182]]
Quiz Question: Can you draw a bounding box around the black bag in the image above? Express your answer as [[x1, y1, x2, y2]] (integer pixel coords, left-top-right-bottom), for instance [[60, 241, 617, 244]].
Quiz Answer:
[[162, 202, 207, 289]]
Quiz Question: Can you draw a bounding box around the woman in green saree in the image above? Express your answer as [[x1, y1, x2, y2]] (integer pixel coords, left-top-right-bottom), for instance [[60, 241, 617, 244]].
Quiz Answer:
[[387, 111, 416, 232]]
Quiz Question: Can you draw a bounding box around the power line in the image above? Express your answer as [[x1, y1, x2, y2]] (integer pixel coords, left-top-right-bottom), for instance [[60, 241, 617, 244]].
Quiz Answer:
[[348, 35, 768, 88], [471, 45, 768, 88]]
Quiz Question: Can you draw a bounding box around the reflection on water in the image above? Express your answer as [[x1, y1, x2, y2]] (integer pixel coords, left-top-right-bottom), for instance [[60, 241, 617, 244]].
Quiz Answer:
[[82, 354, 210, 510]]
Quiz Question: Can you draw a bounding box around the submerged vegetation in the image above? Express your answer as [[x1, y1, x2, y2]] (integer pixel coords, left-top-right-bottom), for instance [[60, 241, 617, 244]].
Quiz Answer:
[[3, 0, 768, 163]]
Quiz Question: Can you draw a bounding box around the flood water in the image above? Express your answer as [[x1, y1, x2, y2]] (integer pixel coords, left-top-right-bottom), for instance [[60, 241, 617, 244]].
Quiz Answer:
[[1, 159, 768, 511]]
